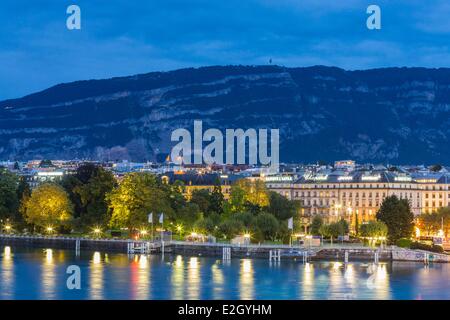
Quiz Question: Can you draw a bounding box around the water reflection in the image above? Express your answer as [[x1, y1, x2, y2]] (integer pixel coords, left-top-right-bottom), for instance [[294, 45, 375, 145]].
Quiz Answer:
[[1, 246, 13, 299], [90, 251, 104, 299], [211, 262, 224, 299], [366, 263, 390, 299], [344, 264, 355, 285], [187, 257, 200, 299], [239, 259, 254, 300], [134, 255, 150, 300], [171, 255, 184, 299], [328, 261, 345, 299], [301, 262, 315, 299], [41, 249, 56, 299], [1, 248, 449, 300], [4, 246, 11, 258]]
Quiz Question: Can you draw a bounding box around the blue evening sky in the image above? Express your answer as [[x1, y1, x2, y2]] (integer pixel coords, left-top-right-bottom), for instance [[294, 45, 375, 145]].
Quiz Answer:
[[1, 0, 450, 100]]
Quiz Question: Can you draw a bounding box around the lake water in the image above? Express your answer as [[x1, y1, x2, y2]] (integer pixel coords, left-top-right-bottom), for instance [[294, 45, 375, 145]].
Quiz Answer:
[[1, 245, 449, 300]]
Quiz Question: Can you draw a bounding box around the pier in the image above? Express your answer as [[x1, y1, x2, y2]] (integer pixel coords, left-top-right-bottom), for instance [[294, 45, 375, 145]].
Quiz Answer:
[[1, 234, 449, 262]]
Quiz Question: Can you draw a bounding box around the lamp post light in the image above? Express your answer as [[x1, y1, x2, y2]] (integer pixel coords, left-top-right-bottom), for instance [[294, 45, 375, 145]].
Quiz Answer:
[[140, 229, 148, 239], [415, 226, 421, 239], [243, 233, 251, 245], [176, 224, 183, 237], [46, 226, 54, 235]]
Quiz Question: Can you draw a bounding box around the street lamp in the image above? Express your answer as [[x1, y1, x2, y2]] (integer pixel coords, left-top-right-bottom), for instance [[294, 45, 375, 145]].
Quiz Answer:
[[4, 224, 12, 233], [92, 227, 102, 238], [415, 227, 421, 238], [140, 229, 148, 238], [46, 226, 54, 234], [176, 224, 183, 237], [243, 232, 251, 245]]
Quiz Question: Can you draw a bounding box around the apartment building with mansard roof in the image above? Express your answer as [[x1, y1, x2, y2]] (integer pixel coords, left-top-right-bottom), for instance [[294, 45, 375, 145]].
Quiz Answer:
[[266, 170, 450, 227]]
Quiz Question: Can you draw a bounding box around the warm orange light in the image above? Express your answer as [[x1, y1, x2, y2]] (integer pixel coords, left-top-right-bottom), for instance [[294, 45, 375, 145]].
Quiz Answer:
[[415, 227, 421, 238]]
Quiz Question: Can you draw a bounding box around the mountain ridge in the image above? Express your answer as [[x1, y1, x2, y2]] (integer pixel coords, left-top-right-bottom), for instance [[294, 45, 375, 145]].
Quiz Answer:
[[1, 65, 449, 164]]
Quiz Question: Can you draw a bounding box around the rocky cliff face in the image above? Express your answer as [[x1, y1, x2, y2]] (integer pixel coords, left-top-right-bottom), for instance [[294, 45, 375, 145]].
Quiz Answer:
[[1, 65, 449, 163]]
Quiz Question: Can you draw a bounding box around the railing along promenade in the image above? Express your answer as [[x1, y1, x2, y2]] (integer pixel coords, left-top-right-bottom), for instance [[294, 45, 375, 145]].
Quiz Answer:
[[1, 233, 448, 262]]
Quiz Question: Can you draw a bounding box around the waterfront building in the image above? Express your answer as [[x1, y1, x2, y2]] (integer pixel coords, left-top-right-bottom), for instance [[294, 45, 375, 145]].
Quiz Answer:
[[21, 168, 66, 188], [266, 169, 450, 228]]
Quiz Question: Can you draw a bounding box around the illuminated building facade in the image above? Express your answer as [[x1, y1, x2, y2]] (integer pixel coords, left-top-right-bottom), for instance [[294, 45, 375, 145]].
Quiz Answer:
[[266, 171, 450, 227]]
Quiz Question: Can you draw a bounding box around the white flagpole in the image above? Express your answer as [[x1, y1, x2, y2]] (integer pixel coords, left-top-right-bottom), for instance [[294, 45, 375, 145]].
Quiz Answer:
[[148, 213, 154, 242], [288, 217, 293, 247], [159, 213, 164, 243]]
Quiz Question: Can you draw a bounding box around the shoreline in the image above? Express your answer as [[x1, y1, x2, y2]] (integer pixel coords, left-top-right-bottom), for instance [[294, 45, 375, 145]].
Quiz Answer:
[[1, 234, 449, 263]]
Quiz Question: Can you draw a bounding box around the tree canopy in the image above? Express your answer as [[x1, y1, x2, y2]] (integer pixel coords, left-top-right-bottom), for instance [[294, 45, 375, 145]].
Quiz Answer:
[[359, 221, 388, 239], [0, 169, 19, 222], [417, 207, 450, 237], [229, 179, 269, 213], [61, 163, 116, 230], [376, 195, 414, 243], [108, 172, 174, 230], [23, 183, 73, 230]]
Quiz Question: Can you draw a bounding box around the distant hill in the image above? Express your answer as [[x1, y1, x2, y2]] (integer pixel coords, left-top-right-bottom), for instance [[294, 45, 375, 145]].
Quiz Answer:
[[1, 65, 449, 164]]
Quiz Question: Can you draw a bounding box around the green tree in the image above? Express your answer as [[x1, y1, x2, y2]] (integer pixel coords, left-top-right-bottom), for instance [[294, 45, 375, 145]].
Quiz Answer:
[[328, 222, 344, 239], [319, 224, 331, 238], [218, 218, 244, 239], [162, 180, 187, 215], [72, 166, 116, 229], [23, 183, 73, 231], [268, 191, 298, 220], [60, 175, 84, 219], [61, 163, 116, 230], [229, 179, 269, 213], [417, 212, 441, 236], [229, 182, 247, 213], [208, 180, 224, 215], [233, 212, 254, 228], [253, 212, 279, 241], [0, 169, 19, 222], [419, 207, 450, 237], [15, 176, 31, 226], [337, 219, 350, 235], [190, 189, 211, 215], [376, 195, 414, 243], [194, 217, 217, 235], [438, 207, 450, 237], [359, 221, 388, 239], [107, 173, 173, 230], [172, 203, 202, 230], [319, 220, 348, 243], [310, 215, 323, 235]]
